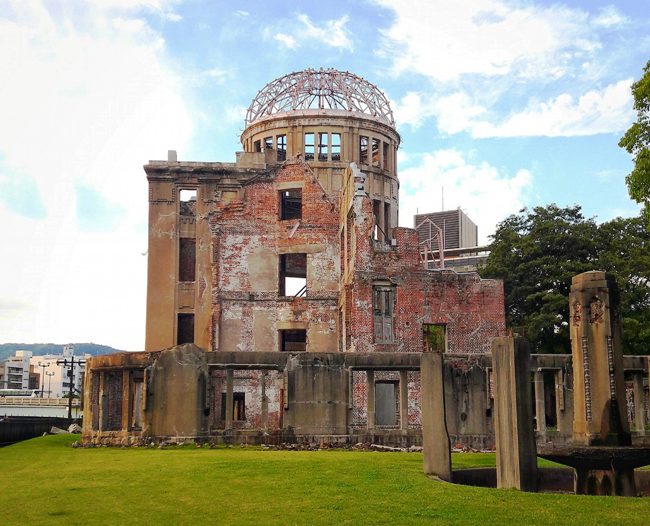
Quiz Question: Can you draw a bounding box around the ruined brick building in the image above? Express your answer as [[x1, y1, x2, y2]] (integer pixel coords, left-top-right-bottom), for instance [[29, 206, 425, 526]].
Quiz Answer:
[[83, 69, 510, 446]]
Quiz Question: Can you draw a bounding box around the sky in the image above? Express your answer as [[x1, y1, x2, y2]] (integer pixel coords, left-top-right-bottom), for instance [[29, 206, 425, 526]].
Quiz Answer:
[[1, 0, 649, 351]]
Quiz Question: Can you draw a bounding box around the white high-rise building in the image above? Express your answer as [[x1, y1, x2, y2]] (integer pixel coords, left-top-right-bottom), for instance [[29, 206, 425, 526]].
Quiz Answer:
[[0, 350, 33, 390]]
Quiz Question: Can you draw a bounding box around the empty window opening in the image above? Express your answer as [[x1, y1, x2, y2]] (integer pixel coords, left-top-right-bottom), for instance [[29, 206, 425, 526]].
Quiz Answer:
[[375, 381, 398, 426], [383, 142, 389, 169], [177, 313, 194, 345], [423, 324, 446, 353], [331, 133, 341, 161], [359, 136, 369, 164], [373, 286, 394, 343], [304, 132, 315, 161], [280, 189, 302, 220], [179, 189, 197, 217], [264, 136, 273, 150], [384, 202, 391, 240], [178, 238, 196, 282], [280, 329, 307, 352], [277, 134, 287, 162], [279, 253, 307, 296], [221, 392, 246, 421], [318, 132, 328, 161], [372, 138, 381, 166], [372, 200, 385, 242], [254, 140, 261, 152], [131, 371, 144, 430]]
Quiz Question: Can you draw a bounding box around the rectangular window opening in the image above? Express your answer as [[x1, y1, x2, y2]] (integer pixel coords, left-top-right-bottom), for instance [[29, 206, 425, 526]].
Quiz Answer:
[[277, 134, 287, 162], [304, 133, 315, 161], [359, 136, 369, 164], [221, 392, 246, 421], [331, 133, 341, 161], [254, 140, 261, 152], [375, 381, 398, 426], [373, 286, 394, 343], [178, 238, 196, 282], [384, 202, 391, 240], [372, 138, 380, 166], [264, 136, 273, 150], [279, 253, 307, 296], [177, 313, 194, 345], [179, 189, 197, 217], [280, 329, 307, 352], [318, 132, 328, 161], [423, 324, 446, 353], [383, 142, 389, 169], [280, 188, 302, 220]]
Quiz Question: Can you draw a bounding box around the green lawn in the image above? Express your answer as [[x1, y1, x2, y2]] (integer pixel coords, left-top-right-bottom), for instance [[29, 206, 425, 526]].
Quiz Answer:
[[1, 435, 649, 525]]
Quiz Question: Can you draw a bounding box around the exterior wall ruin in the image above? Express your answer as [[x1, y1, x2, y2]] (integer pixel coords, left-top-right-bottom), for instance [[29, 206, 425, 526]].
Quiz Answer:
[[84, 70, 649, 448]]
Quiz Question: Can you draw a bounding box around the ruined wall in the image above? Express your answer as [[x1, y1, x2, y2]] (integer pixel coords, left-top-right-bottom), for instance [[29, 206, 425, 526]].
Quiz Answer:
[[211, 161, 341, 353], [345, 197, 505, 354]]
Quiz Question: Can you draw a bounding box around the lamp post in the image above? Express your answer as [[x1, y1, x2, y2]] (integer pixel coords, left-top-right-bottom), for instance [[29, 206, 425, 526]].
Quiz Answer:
[[37, 362, 49, 398], [45, 371, 55, 398]]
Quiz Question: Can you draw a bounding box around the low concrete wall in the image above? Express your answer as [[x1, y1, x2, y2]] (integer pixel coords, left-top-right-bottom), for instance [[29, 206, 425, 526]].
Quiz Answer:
[[0, 416, 75, 446]]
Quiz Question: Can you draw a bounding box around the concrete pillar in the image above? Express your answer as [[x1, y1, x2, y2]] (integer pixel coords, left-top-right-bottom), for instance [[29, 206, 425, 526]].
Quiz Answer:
[[366, 370, 375, 430], [225, 369, 234, 429], [421, 352, 452, 481], [633, 373, 645, 435], [400, 370, 409, 431], [377, 200, 385, 242], [534, 370, 546, 437], [492, 337, 537, 492], [570, 271, 630, 446]]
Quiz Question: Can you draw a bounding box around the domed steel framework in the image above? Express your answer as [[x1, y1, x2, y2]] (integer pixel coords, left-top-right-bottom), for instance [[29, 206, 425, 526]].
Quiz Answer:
[[245, 68, 395, 127]]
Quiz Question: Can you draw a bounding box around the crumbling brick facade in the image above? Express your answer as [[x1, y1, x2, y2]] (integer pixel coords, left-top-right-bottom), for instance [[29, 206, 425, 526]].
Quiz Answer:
[[82, 69, 511, 447]]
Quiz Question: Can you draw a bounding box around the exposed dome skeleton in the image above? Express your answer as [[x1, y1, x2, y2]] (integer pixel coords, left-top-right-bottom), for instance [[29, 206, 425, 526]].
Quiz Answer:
[[245, 68, 395, 127]]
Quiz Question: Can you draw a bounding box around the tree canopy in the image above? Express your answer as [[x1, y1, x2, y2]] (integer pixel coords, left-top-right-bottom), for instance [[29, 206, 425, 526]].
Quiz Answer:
[[619, 60, 650, 227], [480, 205, 650, 354]]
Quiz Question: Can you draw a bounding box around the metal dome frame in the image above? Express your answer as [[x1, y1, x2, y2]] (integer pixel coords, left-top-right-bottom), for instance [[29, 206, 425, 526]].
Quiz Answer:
[[245, 68, 395, 127]]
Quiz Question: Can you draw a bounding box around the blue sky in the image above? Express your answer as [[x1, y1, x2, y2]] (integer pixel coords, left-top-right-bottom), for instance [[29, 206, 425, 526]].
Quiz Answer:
[[1, 0, 648, 351]]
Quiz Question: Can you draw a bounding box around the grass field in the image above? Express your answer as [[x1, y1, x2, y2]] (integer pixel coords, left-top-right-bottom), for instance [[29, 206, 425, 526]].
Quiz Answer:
[[2, 435, 649, 525]]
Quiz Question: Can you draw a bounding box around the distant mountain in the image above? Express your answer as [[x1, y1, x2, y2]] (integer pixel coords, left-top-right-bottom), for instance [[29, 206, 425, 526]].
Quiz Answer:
[[0, 343, 124, 362]]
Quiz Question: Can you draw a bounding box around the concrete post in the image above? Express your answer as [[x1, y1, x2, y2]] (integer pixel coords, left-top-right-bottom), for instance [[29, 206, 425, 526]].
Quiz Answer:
[[492, 337, 537, 492], [400, 370, 409, 431], [633, 372, 645, 435], [421, 352, 452, 481], [366, 370, 375, 430], [534, 370, 546, 438], [225, 369, 234, 429]]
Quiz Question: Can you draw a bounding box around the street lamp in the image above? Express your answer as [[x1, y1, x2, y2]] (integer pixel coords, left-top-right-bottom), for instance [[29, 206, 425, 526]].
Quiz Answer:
[[45, 371, 55, 398], [37, 362, 49, 398]]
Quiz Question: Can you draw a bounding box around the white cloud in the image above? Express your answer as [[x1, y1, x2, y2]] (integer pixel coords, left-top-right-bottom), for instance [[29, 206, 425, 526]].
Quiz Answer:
[[468, 80, 634, 137], [593, 6, 627, 28], [376, 0, 635, 138], [274, 33, 297, 49], [0, 1, 192, 350], [235, 10, 250, 18], [375, 0, 594, 82], [398, 149, 532, 242], [297, 14, 353, 50], [268, 14, 353, 51]]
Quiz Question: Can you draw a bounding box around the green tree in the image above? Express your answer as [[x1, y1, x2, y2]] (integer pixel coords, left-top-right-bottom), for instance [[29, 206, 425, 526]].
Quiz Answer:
[[619, 60, 650, 226], [595, 216, 650, 354], [480, 205, 598, 353], [480, 205, 650, 354]]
